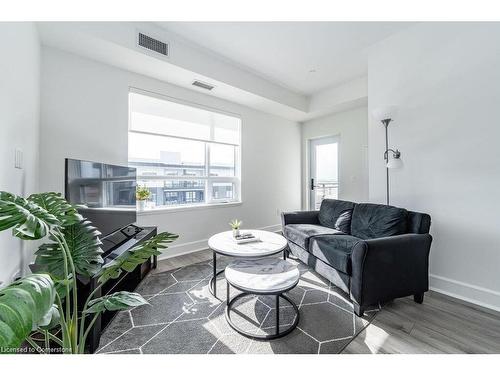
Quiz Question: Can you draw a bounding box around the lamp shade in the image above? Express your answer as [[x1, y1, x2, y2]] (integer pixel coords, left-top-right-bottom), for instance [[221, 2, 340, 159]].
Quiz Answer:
[[372, 105, 398, 122], [386, 156, 403, 169]]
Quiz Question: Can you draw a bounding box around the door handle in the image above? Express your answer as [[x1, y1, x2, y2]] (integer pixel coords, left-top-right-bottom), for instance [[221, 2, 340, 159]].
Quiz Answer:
[[310, 178, 314, 190]]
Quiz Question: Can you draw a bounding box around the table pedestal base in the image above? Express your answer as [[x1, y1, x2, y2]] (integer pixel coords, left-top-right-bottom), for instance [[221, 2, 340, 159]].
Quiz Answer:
[[209, 269, 224, 299], [225, 289, 299, 340]]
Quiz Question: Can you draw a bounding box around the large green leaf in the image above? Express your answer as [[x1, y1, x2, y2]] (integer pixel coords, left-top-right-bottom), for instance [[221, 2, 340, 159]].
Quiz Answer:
[[0, 192, 60, 240], [0, 274, 56, 349], [38, 305, 60, 331], [28, 192, 82, 227], [35, 220, 104, 279], [84, 291, 148, 314], [98, 232, 178, 284]]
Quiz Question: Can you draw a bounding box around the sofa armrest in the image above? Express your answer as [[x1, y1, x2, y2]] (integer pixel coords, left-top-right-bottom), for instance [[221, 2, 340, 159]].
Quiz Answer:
[[350, 233, 432, 308], [281, 210, 320, 227]]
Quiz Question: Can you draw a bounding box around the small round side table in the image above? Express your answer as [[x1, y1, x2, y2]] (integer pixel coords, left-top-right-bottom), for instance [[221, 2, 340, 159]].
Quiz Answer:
[[224, 257, 300, 340], [207, 230, 288, 299]]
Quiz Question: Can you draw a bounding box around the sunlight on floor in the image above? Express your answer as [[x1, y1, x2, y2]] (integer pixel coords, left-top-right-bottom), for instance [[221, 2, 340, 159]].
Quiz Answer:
[[358, 323, 390, 354]]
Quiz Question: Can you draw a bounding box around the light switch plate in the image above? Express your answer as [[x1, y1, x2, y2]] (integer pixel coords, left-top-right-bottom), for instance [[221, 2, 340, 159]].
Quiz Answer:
[[14, 148, 23, 169]]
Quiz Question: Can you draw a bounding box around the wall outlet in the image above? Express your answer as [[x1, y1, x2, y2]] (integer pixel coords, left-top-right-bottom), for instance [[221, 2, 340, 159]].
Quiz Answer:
[[14, 148, 23, 169]]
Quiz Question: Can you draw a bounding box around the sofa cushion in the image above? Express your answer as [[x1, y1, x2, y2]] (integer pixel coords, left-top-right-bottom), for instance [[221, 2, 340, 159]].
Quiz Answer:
[[351, 203, 408, 240], [283, 224, 342, 249], [318, 199, 355, 234], [407, 211, 431, 234], [309, 235, 361, 275]]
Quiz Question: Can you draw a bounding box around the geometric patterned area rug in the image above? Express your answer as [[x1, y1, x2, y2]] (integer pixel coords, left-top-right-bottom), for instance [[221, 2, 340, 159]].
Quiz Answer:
[[97, 256, 379, 354]]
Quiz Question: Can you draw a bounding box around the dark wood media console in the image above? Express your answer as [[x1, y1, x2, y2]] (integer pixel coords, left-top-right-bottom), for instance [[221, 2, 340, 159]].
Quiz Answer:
[[78, 225, 158, 353]]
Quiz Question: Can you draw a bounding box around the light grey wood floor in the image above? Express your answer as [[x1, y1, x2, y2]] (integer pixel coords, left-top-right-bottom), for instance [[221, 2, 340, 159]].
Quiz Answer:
[[156, 249, 500, 354]]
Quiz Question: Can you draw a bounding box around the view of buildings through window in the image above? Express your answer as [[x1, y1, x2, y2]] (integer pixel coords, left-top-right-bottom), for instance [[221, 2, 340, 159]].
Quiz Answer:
[[128, 91, 241, 208]]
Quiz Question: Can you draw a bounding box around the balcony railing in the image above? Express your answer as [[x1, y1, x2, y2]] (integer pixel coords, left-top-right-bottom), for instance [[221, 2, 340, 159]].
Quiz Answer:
[[164, 181, 205, 189], [314, 182, 339, 210]]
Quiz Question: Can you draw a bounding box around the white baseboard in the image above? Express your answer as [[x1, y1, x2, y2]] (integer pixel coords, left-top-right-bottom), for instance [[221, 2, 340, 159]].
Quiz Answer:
[[158, 224, 282, 261], [429, 274, 500, 312]]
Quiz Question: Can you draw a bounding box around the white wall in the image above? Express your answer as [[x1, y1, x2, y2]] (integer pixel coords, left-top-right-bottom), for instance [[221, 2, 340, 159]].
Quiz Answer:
[[0, 23, 40, 284], [368, 23, 500, 311], [40, 47, 302, 258], [301, 106, 368, 208]]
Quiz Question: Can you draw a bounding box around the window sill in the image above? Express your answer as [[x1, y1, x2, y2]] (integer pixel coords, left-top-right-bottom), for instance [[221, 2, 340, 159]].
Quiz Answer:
[[136, 201, 243, 216]]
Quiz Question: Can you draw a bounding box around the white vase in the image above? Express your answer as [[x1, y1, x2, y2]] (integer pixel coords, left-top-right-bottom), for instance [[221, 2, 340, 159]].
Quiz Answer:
[[137, 200, 146, 211], [233, 228, 240, 237]]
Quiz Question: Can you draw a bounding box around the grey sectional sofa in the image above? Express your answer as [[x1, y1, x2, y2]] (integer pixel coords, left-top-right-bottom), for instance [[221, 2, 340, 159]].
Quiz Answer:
[[281, 199, 432, 316]]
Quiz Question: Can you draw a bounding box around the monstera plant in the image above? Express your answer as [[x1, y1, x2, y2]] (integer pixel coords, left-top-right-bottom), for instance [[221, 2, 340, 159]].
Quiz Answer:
[[0, 191, 178, 354]]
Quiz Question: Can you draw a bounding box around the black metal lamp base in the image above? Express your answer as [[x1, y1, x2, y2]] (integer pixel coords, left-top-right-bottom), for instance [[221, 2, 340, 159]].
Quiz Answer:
[[225, 291, 300, 340]]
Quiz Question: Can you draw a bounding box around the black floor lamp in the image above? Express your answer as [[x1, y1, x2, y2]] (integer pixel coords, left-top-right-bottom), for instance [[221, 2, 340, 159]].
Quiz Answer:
[[372, 106, 403, 205]]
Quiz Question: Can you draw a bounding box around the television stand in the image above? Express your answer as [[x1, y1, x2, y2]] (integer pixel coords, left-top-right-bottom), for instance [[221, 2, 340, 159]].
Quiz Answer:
[[78, 225, 158, 353]]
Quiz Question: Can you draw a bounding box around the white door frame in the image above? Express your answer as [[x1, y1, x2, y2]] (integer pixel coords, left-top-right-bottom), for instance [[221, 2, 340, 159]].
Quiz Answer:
[[308, 135, 340, 210]]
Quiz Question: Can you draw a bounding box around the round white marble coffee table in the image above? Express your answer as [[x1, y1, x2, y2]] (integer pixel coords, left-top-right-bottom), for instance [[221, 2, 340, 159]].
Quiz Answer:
[[208, 230, 288, 299], [224, 258, 300, 340]]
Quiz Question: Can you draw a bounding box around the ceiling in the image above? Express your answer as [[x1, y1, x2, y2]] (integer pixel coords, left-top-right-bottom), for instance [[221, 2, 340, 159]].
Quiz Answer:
[[157, 22, 413, 95], [38, 22, 413, 121]]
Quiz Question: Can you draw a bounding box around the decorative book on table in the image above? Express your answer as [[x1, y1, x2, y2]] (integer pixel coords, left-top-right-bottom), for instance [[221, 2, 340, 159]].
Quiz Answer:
[[233, 232, 260, 244]]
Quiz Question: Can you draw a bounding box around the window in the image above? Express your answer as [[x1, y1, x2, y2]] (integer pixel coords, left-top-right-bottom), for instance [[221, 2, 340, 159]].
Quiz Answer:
[[128, 90, 241, 209]]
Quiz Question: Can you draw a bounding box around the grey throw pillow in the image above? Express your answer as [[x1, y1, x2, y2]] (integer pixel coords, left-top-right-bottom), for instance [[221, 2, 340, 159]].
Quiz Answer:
[[334, 209, 353, 233]]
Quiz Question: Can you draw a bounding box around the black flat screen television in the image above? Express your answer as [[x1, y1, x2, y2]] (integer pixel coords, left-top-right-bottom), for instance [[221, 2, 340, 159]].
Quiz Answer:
[[65, 158, 137, 239]]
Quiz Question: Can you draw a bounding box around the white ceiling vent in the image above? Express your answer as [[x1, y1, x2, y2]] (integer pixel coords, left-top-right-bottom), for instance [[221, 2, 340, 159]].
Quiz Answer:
[[192, 80, 215, 91], [137, 32, 169, 57]]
